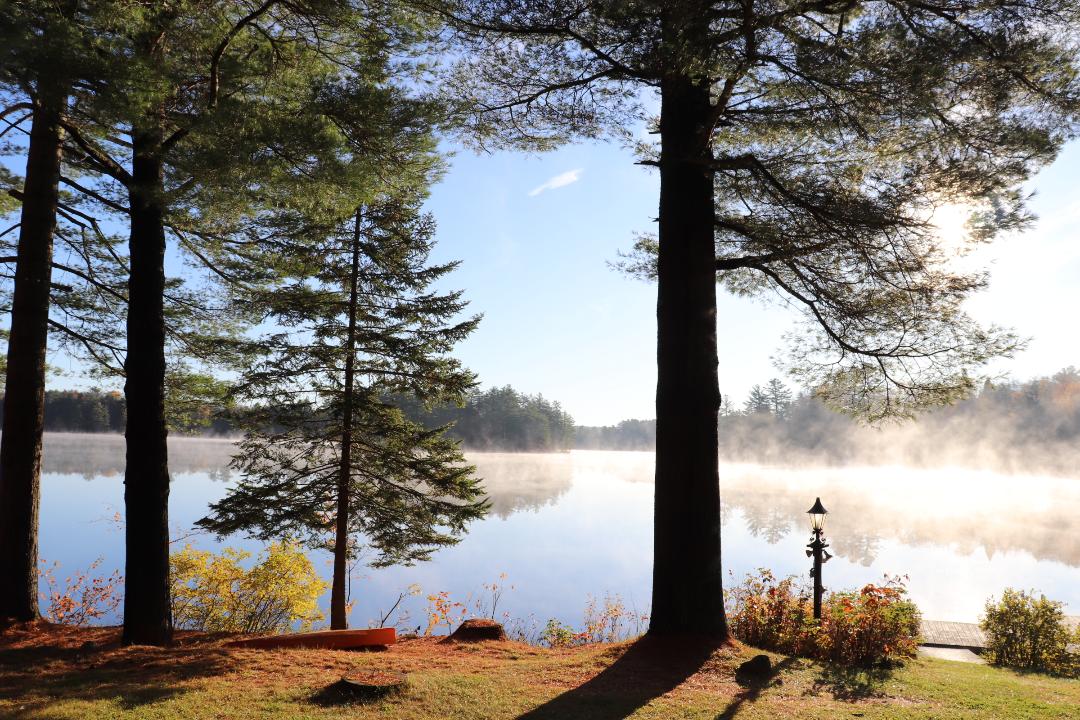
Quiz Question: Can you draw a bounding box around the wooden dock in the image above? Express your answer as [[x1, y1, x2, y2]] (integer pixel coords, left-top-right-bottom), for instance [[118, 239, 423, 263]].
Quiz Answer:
[[921, 617, 1079, 651], [921, 621, 986, 649]]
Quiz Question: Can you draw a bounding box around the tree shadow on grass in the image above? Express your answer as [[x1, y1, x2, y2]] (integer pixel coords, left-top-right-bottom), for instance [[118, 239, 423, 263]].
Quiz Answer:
[[0, 627, 238, 717], [515, 634, 726, 720], [810, 662, 896, 701], [715, 656, 797, 720]]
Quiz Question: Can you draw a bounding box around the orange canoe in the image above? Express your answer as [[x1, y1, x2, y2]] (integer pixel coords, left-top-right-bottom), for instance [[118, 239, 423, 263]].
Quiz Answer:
[[227, 627, 396, 650]]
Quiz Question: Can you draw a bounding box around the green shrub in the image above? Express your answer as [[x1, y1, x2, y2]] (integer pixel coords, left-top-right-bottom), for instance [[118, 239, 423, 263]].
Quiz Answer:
[[540, 619, 578, 648], [980, 589, 1077, 676], [170, 541, 327, 634], [727, 569, 921, 666]]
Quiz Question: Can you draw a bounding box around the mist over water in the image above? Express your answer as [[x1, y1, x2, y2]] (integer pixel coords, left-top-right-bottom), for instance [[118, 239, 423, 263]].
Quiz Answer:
[[583, 371, 1080, 478], [36, 434, 1080, 629], [40, 432, 236, 479]]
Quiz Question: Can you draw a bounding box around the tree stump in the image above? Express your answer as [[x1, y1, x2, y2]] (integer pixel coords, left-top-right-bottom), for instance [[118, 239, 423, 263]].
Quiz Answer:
[[446, 619, 506, 642], [312, 671, 407, 705], [735, 654, 772, 686]]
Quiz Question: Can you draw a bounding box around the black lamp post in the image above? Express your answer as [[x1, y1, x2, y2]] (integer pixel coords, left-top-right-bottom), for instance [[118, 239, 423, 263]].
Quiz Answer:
[[805, 497, 832, 620]]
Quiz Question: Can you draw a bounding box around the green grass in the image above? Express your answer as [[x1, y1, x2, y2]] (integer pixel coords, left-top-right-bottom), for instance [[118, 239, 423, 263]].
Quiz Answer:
[[2, 625, 1078, 719]]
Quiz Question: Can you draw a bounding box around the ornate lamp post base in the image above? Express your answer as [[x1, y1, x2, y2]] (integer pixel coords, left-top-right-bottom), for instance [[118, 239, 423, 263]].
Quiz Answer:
[[805, 497, 832, 620]]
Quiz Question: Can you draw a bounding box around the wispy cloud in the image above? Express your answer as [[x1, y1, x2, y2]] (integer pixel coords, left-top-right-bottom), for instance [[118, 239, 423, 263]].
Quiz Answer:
[[528, 168, 583, 197]]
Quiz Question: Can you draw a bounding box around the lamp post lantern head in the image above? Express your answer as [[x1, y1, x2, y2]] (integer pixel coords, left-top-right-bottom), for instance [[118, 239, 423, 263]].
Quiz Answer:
[[807, 497, 828, 533]]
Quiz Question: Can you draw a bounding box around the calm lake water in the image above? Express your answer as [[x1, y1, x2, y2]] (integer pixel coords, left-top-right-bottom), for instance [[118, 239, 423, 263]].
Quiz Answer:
[[37, 433, 1080, 629]]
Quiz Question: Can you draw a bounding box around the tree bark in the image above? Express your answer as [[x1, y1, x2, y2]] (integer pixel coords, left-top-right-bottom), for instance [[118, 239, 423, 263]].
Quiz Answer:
[[121, 118, 172, 646], [649, 67, 727, 637], [330, 210, 363, 630], [0, 81, 67, 622]]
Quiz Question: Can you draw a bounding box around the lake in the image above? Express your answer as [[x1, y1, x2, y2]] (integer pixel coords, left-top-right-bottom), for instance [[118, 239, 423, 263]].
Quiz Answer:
[[36, 433, 1080, 630]]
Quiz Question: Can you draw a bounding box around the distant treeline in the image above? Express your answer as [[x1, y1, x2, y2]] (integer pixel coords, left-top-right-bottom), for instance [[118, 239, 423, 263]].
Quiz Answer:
[[575, 368, 1080, 476], [0, 390, 239, 435], [10, 385, 576, 452], [27, 370, 1080, 469], [574, 419, 657, 451], [394, 385, 575, 452], [0, 390, 129, 434]]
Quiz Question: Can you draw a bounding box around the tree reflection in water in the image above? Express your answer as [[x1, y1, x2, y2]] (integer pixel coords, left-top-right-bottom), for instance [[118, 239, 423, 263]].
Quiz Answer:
[[38, 436, 1080, 570]]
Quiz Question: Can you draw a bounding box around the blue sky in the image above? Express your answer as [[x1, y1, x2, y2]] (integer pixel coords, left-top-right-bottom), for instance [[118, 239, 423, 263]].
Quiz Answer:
[[422, 139, 1080, 425], [5, 131, 1079, 426]]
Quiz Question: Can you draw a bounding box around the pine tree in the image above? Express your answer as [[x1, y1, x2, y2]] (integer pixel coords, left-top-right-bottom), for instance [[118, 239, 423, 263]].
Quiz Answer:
[[743, 385, 770, 415], [428, 0, 1080, 636], [764, 379, 793, 419], [199, 197, 486, 629], [0, 0, 83, 622], [54, 0, 417, 645]]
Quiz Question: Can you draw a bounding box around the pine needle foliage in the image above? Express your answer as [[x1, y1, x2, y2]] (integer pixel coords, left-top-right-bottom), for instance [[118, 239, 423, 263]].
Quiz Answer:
[[423, 0, 1080, 638], [199, 194, 486, 626], [433, 0, 1080, 421]]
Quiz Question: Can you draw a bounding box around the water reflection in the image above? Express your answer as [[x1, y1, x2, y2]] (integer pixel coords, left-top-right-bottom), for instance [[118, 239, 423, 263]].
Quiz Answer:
[[34, 440, 1080, 624], [583, 454, 1080, 570], [716, 465, 1080, 570], [472, 453, 573, 518], [41, 435, 575, 518], [40, 436, 1080, 571], [42, 433, 236, 480]]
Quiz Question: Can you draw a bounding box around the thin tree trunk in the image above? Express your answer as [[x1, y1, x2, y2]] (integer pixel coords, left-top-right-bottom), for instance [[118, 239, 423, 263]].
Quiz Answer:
[[648, 66, 727, 637], [0, 80, 67, 623], [330, 210, 363, 630], [121, 117, 172, 646]]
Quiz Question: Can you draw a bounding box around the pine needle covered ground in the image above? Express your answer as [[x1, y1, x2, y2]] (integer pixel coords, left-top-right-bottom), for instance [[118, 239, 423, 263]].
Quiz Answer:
[[2, 622, 1078, 719]]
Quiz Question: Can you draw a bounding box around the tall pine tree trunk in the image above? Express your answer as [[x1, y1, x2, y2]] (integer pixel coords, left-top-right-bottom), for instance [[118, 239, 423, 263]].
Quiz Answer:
[[648, 66, 727, 637], [0, 79, 67, 622], [330, 210, 363, 630], [121, 118, 172, 646]]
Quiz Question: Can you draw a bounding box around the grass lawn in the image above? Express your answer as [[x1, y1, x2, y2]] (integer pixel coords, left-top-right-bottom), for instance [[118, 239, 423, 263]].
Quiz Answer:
[[2, 623, 1077, 719]]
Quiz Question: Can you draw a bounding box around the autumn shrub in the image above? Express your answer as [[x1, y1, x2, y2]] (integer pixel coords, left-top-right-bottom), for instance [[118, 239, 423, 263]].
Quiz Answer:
[[727, 569, 921, 666], [504, 614, 544, 645], [536, 594, 649, 648], [384, 582, 650, 647], [981, 589, 1078, 676], [821, 580, 921, 665], [580, 593, 649, 644], [475, 573, 513, 620], [170, 541, 327, 634], [727, 570, 818, 657], [373, 583, 423, 629], [423, 591, 468, 636], [38, 558, 123, 626]]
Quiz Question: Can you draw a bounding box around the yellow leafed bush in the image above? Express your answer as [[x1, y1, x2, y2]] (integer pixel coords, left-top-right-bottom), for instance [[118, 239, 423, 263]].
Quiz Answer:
[[170, 541, 327, 634]]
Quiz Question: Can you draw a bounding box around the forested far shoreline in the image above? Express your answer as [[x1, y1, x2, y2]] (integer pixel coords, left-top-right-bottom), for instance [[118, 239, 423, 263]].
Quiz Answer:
[[393, 386, 574, 453], [19, 368, 1080, 476], [575, 368, 1080, 477], [3, 385, 576, 452]]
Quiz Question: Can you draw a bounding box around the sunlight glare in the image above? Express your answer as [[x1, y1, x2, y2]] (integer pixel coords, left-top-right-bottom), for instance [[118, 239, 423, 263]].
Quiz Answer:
[[930, 202, 975, 257]]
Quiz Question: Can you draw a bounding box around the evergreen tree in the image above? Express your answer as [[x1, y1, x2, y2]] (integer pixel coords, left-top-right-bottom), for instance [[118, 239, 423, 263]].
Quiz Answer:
[[199, 197, 486, 630], [80, 393, 109, 431], [0, 0, 86, 622], [54, 0, 408, 645], [430, 0, 1080, 636], [764, 378, 793, 419], [744, 385, 771, 415]]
